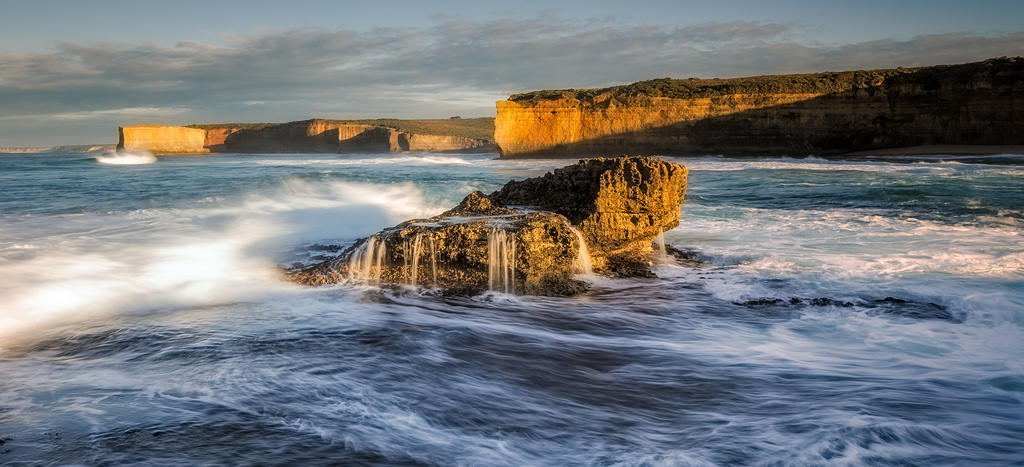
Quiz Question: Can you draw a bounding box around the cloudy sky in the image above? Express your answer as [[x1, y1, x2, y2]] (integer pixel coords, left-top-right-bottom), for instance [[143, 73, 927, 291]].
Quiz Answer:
[[1, 0, 1022, 147]]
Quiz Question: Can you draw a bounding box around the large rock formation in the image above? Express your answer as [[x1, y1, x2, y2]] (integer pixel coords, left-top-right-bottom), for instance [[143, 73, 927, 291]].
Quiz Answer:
[[289, 156, 687, 295], [495, 57, 1024, 158], [118, 125, 210, 154], [490, 156, 687, 273], [118, 119, 494, 155]]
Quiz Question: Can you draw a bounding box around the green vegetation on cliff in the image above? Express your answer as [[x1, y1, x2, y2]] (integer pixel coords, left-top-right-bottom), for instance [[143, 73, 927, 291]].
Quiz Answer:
[[508, 57, 1023, 103], [189, 117, 495, 142]]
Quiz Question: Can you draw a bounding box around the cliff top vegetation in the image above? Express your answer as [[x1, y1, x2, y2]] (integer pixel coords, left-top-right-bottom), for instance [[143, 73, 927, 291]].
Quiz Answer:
[[188, 117, 495, 142], [508, 57, 1022, 103]]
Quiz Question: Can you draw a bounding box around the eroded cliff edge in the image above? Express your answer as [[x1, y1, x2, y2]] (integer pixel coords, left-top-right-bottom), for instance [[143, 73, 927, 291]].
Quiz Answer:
[[495, 57, 1024, 158], [118, 118, 494, 155]]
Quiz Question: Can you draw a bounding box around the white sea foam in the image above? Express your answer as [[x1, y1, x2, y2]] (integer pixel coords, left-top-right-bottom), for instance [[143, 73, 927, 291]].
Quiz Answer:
[[661, 199, 1024, 312], [672, 205, 1024, 280], [0, 178, 446, 345], [94, 150, 157, 165]]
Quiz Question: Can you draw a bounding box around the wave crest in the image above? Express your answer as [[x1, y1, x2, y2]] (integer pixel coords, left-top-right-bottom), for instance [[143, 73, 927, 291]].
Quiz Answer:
[[94, 150, 157, 165]]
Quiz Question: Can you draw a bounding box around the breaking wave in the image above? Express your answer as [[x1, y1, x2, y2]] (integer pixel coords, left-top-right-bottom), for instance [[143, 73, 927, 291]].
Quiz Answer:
[[94, 150, 157, 165], [0, 178, 444, 344]]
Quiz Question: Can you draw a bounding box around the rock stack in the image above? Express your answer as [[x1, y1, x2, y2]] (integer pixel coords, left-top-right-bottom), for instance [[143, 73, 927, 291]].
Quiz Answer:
[[288, 156, 687, 295]]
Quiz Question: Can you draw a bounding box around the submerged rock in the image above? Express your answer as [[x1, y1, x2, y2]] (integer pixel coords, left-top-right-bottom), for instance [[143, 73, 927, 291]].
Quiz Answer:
[[289, 156, 687, 295]]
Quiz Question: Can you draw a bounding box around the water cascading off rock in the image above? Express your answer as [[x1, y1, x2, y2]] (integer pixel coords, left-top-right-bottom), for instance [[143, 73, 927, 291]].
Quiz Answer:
[[289, 156, 687, 296]]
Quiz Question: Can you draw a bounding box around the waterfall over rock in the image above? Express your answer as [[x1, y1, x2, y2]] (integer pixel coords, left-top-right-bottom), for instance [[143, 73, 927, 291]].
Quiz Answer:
[[348, 235, 386, 283], [569, 226, 593, 275], [289, 156, 687, 295], [488, 228, 516, 293], [653, 229, 668, 264]]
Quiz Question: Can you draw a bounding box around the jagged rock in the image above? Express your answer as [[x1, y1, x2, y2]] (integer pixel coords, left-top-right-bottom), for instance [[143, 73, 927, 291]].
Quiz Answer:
[[289, 156, 686, 295], [490, 156, 687, 275], [289, 194, 589, 296], [441, 190, 517, 217]]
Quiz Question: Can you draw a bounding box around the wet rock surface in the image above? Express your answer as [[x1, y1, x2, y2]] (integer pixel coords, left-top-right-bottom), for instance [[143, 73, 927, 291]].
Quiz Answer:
[[490, 156, 687, 275], [289, 156, 687, 295]]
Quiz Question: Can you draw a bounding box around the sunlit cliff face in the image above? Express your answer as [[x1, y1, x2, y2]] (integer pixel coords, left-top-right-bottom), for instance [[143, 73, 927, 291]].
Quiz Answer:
[[118, 125, 211, 155], [494, 59, 1024, 158], [493, 93, 816, 155], [118, 121, 492, 155]]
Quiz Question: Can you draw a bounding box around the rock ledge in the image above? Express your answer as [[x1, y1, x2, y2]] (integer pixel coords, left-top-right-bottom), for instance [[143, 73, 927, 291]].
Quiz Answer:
[[289, 156, 687, 295]]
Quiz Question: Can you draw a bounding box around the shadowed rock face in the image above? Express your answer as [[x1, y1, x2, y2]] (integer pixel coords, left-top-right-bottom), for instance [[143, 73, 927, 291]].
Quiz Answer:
[[494, 58, 1024, 158], [490, 156, 688, 273], [289, 156, 687, 295]]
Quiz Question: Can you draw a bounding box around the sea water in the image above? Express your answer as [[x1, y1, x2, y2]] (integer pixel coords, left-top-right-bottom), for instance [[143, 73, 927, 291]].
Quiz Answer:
[[0, 152, 1022, 465]]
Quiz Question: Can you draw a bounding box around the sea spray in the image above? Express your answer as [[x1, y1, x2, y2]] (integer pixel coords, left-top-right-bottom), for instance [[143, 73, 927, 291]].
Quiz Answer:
[[242, 178, 446, 246], [568, 226, 593, 275], [0, 169, 449, 343], [488, 228, 516, 293], [94, 150, 157, 165], [0, 215, 286, 344]]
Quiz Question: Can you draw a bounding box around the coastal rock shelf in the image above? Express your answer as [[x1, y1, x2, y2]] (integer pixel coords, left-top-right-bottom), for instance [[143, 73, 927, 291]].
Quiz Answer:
[[289, 156, 688, 295], [494, 57, 1024, 158]]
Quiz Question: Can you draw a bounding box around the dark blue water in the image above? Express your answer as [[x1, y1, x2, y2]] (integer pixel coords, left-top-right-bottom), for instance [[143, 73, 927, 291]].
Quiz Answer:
[[1, 152, 1023, 465]]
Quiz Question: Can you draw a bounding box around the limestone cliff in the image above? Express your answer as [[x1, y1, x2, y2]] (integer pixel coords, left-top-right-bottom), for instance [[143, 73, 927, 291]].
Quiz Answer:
[[399, 134, 490, 152], [495, 57, 1024, 157], [118, 125, 210, 155], [118, 118, 494, 155]]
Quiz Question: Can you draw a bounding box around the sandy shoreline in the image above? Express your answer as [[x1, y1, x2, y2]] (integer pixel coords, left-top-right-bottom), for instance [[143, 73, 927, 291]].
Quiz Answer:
[[843, 145, 1024, 156]]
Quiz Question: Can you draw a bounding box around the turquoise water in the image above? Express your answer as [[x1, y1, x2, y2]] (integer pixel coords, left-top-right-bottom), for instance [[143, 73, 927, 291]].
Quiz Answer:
[[1, 152, 1022, 465]]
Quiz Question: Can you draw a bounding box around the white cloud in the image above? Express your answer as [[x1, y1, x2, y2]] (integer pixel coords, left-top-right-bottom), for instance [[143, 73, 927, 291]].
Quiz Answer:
[[0, 15, 1021, 146]]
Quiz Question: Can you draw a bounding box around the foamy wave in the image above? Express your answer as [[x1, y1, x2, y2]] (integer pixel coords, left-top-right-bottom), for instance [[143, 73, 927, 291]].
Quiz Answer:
[[0, 178, 449, 344], [675, 203, 1024, 277], [851, 249, 1024, 278], [0, 225, 288, 345], [235, 178, 448, 244], [94, 150, 157, 165]]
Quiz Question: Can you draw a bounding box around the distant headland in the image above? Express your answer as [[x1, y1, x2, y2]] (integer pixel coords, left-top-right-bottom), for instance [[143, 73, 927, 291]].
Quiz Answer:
[[114, 57, 1023, 158], [117, 118, 495, 155], [495, 57, 1024, 158], [0, 144, 115, 154]]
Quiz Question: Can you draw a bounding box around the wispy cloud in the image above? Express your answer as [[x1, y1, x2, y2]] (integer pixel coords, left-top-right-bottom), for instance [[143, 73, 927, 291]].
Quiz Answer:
[[47, 107, 191, 121], [1, 15, 1021, 145]]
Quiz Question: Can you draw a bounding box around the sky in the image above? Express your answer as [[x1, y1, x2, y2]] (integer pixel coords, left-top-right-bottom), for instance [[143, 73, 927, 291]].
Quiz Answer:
[[1, 0, 1022, 147]]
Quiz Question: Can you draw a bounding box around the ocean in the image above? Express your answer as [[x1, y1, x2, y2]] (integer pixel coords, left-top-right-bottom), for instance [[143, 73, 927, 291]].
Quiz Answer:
[[1, 151, 1022, 465]]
